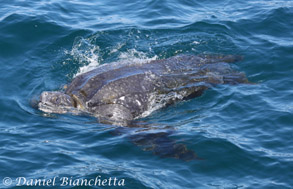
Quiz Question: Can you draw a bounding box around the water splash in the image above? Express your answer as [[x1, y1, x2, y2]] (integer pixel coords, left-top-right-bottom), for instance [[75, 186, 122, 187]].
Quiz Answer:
[[66, 37, 101, 76], [66, 36, 158, 77], [117, 49, 158, 65]]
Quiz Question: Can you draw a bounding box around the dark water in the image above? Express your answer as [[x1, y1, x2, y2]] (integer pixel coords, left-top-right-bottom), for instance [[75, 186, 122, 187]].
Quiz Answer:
[[1, 0, 293, 188]]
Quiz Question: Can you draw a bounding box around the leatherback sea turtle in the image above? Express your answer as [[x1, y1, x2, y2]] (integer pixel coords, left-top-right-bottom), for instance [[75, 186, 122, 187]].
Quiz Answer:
[[39, 54, 248, 126], [38, 54, 249, 161]]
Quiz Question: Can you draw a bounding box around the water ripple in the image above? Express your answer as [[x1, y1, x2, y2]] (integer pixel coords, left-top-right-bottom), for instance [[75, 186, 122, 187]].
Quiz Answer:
[[0, 0, 293, 188]]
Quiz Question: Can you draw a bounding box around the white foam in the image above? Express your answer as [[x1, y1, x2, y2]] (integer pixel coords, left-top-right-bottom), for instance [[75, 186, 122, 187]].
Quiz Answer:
[[66, 37, 158, 77], [63, 37, 102, 77], [117, 49, 158, 66], [77, 49, 100, 76]]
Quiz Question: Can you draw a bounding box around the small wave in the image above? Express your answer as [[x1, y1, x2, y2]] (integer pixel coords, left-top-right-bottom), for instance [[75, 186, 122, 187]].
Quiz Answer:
[[117, 49, 158, 65], [66, 36, 158, 77], [66, 37, 101, 76]]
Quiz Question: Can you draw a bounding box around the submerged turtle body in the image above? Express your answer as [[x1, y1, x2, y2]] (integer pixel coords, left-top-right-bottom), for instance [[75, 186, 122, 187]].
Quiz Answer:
[[39, 54, 248, 125]]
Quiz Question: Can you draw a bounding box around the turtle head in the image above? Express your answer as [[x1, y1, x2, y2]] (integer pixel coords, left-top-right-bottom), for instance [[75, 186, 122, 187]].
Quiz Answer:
[[38, 91, 74, 114]]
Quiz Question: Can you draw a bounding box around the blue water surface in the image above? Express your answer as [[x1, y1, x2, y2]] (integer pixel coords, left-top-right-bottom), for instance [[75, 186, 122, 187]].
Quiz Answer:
[[0, 0, 293, 188]]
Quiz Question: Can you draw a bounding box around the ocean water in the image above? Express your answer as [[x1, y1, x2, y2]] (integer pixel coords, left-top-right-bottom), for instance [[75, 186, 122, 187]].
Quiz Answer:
[[0, 0, 293, 188]]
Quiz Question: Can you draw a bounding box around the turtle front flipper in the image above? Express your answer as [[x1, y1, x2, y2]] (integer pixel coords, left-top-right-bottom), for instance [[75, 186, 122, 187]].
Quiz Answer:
[[110, 125, 199, 161], [223, 72, 250, 84], [116, 128, 198, 161]]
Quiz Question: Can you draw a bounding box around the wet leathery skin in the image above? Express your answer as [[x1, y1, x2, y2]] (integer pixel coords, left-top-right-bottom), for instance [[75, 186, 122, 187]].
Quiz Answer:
[[38, 55, 247, 160], [40, 54, 247, 125]]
